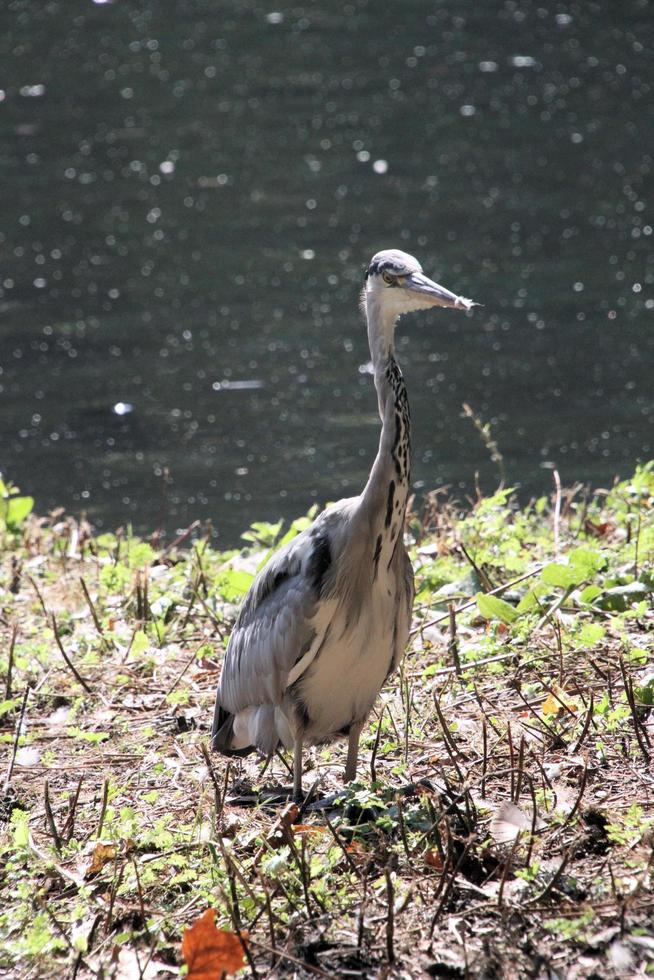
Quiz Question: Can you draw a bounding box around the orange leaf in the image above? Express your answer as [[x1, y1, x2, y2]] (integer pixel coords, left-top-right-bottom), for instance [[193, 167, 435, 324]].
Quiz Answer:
[[424, 848, 444, 870], [84, 842, 118, 878], [293, 824, 327, 837], [182, 909, 247, 979], [542, 684, 578, 717], [266, 802, 299, 849]]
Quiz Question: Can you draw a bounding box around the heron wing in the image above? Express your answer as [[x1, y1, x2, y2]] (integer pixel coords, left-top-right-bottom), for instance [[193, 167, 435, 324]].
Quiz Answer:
[[391, 546, 415, 672], [216, 522, 336, 713]]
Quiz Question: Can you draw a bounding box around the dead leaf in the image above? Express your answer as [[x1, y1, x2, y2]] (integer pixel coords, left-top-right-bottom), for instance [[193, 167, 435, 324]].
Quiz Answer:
[[489, 801, 546, 844], [292, 824, 327, 837], [424, 848, 444, 870], [542, 685, 578, 717], [584, 519, 614, 538], [181, 908, 247, 979], [84, 842, 118, 878], [265, 802, 299, 849]]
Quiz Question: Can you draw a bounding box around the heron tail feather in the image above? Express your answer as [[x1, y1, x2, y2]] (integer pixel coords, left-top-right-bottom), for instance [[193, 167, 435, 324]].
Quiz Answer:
[[211, 700, 291, 757], [211, 702, 254, 757]]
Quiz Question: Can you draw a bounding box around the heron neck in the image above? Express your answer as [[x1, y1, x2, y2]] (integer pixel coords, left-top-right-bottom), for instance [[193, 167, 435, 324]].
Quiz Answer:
[[359, 304, 411, 543], [366, 293, 396, 367]]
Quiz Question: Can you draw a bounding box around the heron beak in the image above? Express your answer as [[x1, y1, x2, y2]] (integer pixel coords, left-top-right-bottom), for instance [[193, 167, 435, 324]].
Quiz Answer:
[[402, 271, 477, 311]]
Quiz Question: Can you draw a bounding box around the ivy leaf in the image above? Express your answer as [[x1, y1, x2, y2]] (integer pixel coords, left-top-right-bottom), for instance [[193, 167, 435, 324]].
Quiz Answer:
[[476, 592, 519, 625], [181, 908, 247, 979]]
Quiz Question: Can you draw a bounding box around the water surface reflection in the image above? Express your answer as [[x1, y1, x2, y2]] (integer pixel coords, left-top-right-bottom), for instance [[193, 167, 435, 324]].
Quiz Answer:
[[0, 1, 651, 542]]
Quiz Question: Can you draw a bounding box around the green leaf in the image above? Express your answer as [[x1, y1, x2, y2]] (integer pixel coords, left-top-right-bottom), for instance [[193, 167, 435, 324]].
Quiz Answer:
[[241, 519, 283, 547], [476, 592, 519, 624], [12, 809, 30, 848], [635, 673, 654, 707], [540, 563, 586, 589], [568, 548, 605, 575], [577, 622, 606, 646], [516, 586, 547, 614], [5, 495, 34, 529], [66, 726, 110, 744], [0, 699, 17, 717], [130, 631, 150, 656], [215, 569, 255, 602], [579, 584, 603, 604]]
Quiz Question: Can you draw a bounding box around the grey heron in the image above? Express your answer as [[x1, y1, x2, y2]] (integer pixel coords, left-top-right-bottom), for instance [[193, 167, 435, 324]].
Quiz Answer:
[[211, 249, 476, 799]]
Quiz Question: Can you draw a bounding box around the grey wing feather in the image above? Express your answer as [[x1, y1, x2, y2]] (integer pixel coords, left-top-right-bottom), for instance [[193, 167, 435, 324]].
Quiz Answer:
[[216, 529, 324, 713]]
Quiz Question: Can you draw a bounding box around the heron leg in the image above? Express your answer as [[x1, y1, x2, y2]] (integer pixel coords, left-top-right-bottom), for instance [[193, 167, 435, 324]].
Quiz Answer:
[[344, 722, 364, 784], [293, 736, 304, 802]]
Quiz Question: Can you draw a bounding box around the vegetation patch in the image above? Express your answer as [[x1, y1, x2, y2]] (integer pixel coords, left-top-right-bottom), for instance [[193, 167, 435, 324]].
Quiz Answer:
[[1, 465, 653, 978]]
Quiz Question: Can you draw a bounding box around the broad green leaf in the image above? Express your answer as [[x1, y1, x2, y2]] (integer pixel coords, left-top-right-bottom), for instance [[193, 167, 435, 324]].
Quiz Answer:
[[12, 809, 30, 847], [476, 592, 519, 624], [241, 519, 283, 547], [130, 630, 150, 656], [577, 622, 606, 646], [568, 548, 605, 575], [5, 495, 34, 529], [516, 586, 547, 614], [540, 563, 586, 589], [215, 569, 255, 602], [579, 584, 603, 604], [635, 673, 654, 706]]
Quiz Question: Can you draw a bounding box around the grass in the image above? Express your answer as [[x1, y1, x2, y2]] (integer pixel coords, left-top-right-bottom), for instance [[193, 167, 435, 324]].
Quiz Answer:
[[1, 464, 653, 978]]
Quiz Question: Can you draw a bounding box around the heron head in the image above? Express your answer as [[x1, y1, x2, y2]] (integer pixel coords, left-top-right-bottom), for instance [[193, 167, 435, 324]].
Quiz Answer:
[[363, 248, 476, 317]]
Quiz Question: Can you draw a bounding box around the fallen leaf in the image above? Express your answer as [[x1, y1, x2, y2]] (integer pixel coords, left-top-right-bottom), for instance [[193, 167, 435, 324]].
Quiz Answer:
[[84, 842, 118, 878], [584, 519, 613, 538], [265, 802, 299, 849], [542, 685, 578, 717], [424, 848, 444, 870], [292, 824, 327, 837], [182, 909, 247, 979]]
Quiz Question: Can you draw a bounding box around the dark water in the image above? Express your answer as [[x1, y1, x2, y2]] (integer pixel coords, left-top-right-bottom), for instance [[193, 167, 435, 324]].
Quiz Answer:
[[1, 1, 652, 544]]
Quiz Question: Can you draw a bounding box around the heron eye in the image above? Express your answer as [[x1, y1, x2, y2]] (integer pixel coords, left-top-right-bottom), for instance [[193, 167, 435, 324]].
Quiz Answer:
[[382, 271, 394, 285]]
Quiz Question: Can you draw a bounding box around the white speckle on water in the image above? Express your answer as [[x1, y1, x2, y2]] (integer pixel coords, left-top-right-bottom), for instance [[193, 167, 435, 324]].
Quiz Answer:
[[20, 84, 45, 97], [372, 159, 388, 174], [510, 55, 538, 68], [212, 379, 263, 391], [113, 402, 133, 415], [460, 104, 476, 117]]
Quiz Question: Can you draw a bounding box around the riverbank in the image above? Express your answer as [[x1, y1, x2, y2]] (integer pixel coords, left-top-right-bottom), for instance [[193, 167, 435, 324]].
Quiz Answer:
[[1, 466, 653, 978]]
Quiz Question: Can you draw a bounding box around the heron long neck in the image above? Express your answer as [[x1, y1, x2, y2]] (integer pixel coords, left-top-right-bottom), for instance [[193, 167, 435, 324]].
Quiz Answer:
[[360, 299, 411, 573]]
